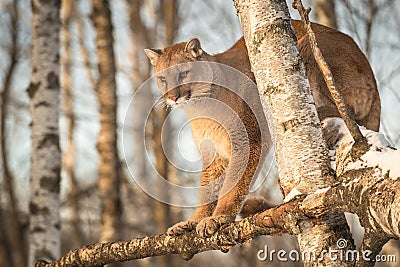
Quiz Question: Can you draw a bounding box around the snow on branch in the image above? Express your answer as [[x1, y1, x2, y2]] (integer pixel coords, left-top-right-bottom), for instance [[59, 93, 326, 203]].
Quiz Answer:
[[36, 119, 400, 266]]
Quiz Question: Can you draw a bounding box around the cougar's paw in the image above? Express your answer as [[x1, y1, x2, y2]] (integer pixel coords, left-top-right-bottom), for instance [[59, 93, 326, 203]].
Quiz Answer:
[[167, 221, 197, 236], [196, 215, 232, 238]]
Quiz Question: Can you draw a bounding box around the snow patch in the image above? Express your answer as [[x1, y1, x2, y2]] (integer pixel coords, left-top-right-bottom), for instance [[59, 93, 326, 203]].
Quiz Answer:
[[324, 118, 400, 180], [361, 148, 400, 180], [314, 186, 331, 194], [284, 188, 303, 202], [358, 127, 399, 179]]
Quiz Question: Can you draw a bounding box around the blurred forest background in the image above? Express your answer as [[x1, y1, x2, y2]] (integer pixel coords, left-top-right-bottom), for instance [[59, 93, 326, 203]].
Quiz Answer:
[[0, 0, 399, 266]]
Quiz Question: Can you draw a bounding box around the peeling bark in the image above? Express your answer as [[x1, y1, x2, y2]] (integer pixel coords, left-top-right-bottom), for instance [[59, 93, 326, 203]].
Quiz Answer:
[[29, 0, 62, 266]]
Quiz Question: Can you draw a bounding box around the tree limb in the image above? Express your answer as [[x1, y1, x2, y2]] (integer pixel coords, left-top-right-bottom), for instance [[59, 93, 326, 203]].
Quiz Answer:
[[36, 118, 400, 266], [35, 0, 400, 265], [35, 197, 305, 267]]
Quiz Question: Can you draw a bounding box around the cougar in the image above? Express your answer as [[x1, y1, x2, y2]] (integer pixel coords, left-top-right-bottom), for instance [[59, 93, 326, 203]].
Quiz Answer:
[[144, 20, 380, 238]]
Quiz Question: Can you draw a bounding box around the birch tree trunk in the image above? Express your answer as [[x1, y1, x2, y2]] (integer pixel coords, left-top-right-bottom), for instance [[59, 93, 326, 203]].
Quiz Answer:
[[61, 0, 84, 248], [126, 0, 152, 190], [28, 0, 62, 266], [152, 2, 178, 267], [92, 0, 121, 245], [233, 0, 353, 265]]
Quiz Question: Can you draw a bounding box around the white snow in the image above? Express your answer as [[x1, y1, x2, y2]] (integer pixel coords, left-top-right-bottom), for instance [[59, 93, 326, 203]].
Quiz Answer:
[[323, 118, 400, 180], [284, 188, 303, 202], [314, 186, 331, 194], [361, 148, 400, 180]]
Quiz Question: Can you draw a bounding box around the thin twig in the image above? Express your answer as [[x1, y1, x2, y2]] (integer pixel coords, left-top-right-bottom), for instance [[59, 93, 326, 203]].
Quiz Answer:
[[292, 0, 366, 144]]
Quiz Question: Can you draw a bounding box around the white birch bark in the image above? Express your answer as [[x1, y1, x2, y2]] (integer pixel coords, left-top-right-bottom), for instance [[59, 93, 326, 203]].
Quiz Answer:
[[28, 0, 62, 265], [233, 0, 353, 265]]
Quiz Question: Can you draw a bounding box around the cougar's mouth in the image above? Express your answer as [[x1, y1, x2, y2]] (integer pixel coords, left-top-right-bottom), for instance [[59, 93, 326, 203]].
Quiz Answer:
[[165, 90, 191, 108]]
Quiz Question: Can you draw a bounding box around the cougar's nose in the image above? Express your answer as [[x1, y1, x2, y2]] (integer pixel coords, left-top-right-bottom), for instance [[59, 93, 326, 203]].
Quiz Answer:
[[168, 95, 179, 102]]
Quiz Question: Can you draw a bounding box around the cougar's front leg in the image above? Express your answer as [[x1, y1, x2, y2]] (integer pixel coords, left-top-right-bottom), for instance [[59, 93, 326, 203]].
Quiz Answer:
[[167, 159, 226, 235], [196, 144, 261, 237]]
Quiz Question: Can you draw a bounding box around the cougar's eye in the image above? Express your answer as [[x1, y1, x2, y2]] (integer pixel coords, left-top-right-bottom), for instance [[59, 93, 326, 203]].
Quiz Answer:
[[179, 70, 189, 80], [158, 76, 166, 83]]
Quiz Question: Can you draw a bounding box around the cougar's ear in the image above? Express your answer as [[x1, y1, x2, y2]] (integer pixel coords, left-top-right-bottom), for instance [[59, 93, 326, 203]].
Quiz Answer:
[[184, 38, 203, 58], [144, 48, 162, 65]]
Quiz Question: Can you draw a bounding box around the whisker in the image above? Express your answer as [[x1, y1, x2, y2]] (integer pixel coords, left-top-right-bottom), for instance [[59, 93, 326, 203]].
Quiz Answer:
[[154, 97, 168, 110]]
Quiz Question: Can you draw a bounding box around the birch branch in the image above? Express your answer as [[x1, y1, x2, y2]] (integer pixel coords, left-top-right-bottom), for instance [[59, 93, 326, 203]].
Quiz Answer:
[[35, 174, 400, 267], [292, 0, 366, 145], [35, 198, 305, 267], [36, 119, 400, 266]]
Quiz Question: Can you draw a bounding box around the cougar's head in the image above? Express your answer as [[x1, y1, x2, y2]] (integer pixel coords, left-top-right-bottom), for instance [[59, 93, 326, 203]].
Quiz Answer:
[[145, 38, 213, 108]]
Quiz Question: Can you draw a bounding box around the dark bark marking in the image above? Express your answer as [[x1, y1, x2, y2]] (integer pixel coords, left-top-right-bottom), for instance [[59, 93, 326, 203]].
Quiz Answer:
[[37, 133, 59, 150], [31, 226, 47, 233], [28, 82, 41, 99], [47, 72, 59, 90], [30, 202, 50, 215], [40, 176, 60, 194], [34, 101, 50, 108], [282, 118, 300, 132]]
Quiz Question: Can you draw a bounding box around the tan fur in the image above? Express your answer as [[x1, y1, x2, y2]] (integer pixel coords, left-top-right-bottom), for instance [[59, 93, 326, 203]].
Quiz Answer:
[[145, 20, 380, 237]]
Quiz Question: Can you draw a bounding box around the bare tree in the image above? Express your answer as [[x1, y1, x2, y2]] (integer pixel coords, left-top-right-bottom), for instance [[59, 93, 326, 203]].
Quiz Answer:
[[148, 2, 179, 267], [125, 0, 153, 207], [28, 0, 62, 265], [336, 0, 400, 149], [315, 0, 337, 28], [31, 0, 400, 267], [60, 0, 85, 249], [91, 0, 121, 245], [0, 1, 25, 267], [75, 0, 96, 89]]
